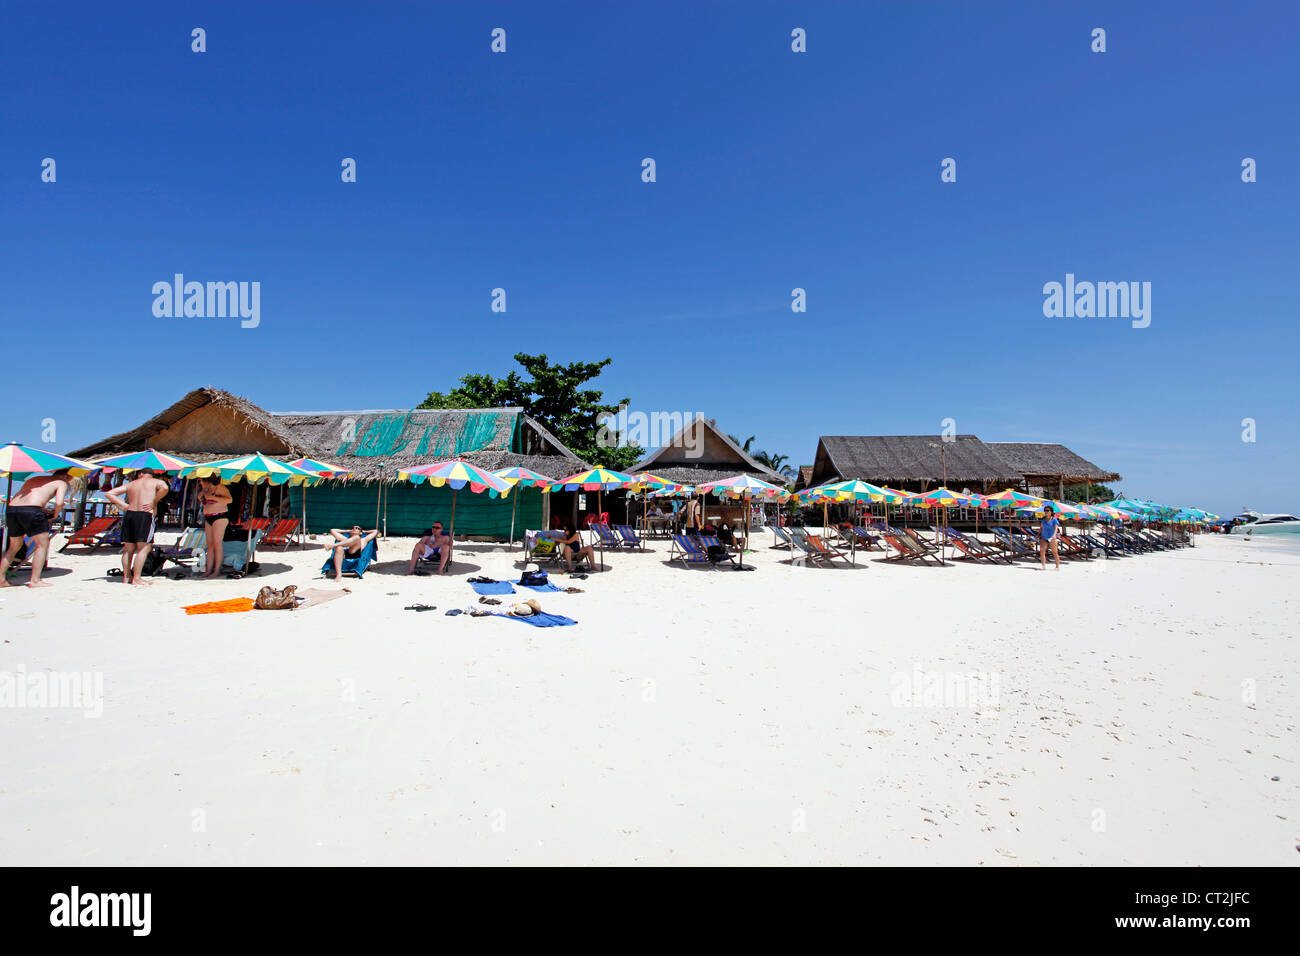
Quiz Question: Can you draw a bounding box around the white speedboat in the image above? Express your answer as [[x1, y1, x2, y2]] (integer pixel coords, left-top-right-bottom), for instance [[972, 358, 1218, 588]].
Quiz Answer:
[[1230, 510, 1300, 536]]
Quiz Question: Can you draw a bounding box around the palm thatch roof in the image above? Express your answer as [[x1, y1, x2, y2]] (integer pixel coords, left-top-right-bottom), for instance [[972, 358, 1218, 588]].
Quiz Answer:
[[811, 435, 1023, 488], [987, 442, 1120, 483], [633, 414, 790, 485], [69, 387, 307, 460], [69, 387, 586, 481]]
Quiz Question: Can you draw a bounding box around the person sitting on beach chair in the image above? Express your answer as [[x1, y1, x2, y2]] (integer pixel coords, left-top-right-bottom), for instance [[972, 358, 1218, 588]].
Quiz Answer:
[[557, 522, 597, 572], [324, 525, 379, 582], [408, 522, 453, 575]]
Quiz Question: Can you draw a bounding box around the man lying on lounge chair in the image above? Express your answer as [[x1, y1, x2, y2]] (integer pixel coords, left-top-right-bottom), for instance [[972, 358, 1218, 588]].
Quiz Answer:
[[408, 522, 453, 575], [325, 525, 380, 582]]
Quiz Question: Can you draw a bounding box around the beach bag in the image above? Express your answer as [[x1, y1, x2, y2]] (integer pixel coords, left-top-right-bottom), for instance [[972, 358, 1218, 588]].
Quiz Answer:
[[706, 545, 729, 563], [142, 550, 168, 577], [254, 584, 298, 610], [519, 567, 549, 587]]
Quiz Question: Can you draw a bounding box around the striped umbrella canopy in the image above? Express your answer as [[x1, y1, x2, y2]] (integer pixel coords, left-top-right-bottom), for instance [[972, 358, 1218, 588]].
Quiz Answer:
[[398, 459, 511, 496], [1015, 499, 1083, 517], [491, 466, 556, 489], [181, 453, 321, 486], [491, 466, 556, 549], [795, 478, 890, 504], [93, 448, 196, 475], [650, 485, 694, 497], [0, 442, 95, 478], [983, 489, 1045, 511], [288, 457, 353, 478], [912, 487, 979, 509], [878, 486, 916, 505], [548, 467, 637, 491], [628, 471, 683, 492], [695, 474, 785, 498]]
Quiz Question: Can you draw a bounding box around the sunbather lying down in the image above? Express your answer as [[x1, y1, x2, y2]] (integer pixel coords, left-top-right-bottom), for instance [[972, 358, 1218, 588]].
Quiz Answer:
[[324, 525, 378, 581]]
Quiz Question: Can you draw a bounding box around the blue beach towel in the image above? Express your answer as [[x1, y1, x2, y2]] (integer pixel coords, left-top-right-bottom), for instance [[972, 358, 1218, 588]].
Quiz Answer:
[[471, 581, 516, 595], [504, 612, 577, 628], [518, 582, 564, 592]]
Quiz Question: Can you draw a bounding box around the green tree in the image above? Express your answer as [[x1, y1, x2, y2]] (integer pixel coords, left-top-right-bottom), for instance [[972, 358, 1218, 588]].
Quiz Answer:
[[419, 353, 641, 469], [1062, 483, 1115, 502]]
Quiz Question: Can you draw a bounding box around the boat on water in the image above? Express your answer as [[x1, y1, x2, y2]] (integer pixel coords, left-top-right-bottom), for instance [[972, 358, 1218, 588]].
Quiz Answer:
[[1230, 510, 1300, 536]]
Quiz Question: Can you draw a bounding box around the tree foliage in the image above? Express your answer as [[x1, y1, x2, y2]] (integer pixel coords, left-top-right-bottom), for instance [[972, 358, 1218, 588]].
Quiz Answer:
[[420, 353, 640, 469], [1062, 483, 1115, 502]]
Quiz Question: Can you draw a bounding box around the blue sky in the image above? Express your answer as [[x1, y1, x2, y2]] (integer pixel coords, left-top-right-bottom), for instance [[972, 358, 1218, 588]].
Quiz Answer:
[[2, 1, 1296, 516]]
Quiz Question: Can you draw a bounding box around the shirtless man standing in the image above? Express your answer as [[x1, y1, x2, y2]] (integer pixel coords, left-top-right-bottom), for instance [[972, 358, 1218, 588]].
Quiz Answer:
[[0, 468, 71, 588], [103, 470, 171, 585], [324, 525, 379, 581]]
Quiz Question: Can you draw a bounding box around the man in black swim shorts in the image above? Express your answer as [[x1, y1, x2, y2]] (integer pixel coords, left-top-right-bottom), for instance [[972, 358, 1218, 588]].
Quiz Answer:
[[104, 470, 170, 585]]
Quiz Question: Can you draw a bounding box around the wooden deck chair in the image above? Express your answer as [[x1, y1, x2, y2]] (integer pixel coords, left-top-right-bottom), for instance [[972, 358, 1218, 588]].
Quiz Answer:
[[59, 516, 121, 552], [262, 518, 299, 550], [669, 533, 717, 569], [613, 525, 646, 550], [770, 525, 794, 550], [805, 532, 853, 566], [592, 522, 623, 550], [155, 527, 207, 576]]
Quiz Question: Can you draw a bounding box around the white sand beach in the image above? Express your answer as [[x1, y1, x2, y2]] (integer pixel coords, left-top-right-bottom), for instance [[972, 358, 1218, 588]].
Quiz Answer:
[[1, 531, 1296, 866]]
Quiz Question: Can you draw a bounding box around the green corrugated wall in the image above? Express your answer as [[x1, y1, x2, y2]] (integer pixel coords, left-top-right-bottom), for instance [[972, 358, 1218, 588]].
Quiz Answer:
[[287, 483, 544, 539]]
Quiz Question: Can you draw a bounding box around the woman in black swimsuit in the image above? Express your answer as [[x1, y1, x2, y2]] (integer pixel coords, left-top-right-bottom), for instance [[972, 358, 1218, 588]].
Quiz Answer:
[[198, 478, 232, 577]]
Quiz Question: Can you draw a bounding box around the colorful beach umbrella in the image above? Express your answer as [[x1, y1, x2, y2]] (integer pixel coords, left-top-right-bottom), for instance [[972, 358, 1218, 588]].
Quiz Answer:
[[287, 457, 353, 479], [492, 466, 556, 548], [693, 474, 788, 568], [92, 448, 196, 474], [0, 442, 95, 479], [396, 459, 512, 543], [182, 453, 321, 486], [0, 443, 97, 553], [283, 458, 352, 547], [548, 467, 637, 491]]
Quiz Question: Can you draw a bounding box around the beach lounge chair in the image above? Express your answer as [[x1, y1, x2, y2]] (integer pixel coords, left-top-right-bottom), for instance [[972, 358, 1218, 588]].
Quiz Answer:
[[894, 527, 946, 564], [770, 525, 794, 550], [592, 522, 624, 550], [320, 535, 376, 579], [155, 527, 207, 576], [59, 516, 121, 552], [613, 525, 646, 550], [697, 533, 740, 566], [669, 533, 729, 569], [937, 527, 1011, 564], [806, 532, 853, 566], [262, 518, 299, 550], [221, 528, 266, 576], [991, 527, 1036, 559], [849, 525, 885, 551]]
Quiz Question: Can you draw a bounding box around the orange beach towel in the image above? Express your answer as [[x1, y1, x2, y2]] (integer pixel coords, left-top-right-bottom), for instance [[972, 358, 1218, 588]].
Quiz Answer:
[[182, 597, 256, 615]]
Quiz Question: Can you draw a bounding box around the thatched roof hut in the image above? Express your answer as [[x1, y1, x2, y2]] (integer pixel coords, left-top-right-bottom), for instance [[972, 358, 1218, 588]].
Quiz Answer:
[[811, 435, 1022, 490], [632, 414, 790, 486], [70, 387, 585, 479], [986, 441, 1119, 496], [807, 434, 1120, 494], [69, 388, 588, 537]]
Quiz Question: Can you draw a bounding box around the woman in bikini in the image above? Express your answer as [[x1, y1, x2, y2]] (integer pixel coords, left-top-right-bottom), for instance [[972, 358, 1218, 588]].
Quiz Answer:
[[558, 522, 597, 573], [198, 478, 232, 577]]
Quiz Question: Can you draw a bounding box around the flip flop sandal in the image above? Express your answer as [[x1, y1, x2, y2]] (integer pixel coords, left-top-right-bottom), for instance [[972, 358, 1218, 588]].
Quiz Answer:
[[445, 609, 462, 616], [563, 587, 584, 593], [478, 596, 501, 605], [404, 604, 437, 612]]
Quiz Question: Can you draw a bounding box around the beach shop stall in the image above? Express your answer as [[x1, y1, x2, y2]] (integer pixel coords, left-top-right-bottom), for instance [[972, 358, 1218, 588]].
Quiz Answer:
[[68, 388, 585, 540]]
